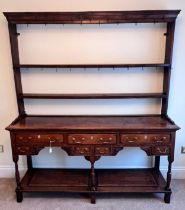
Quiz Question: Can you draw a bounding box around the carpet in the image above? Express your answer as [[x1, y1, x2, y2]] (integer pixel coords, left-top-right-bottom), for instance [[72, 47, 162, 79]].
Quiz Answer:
[[0, 178, 184, 210]]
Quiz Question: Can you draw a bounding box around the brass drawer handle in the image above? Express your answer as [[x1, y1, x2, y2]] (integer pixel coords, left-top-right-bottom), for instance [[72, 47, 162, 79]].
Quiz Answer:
[[72, 137, 85, 144], [75, 141, 83, 144], [98, 150, 107, 154], [76, 148, 89, 154], [17, 147, 29, 153], [96, 148, 109, 154], [156, 140, 163, 143], [128, 140, 135, 143], [98, 139, 110, 143], [98, 137, 113, 143], [81, 148, 88, 153], [50, 140, 55, 143], [154, 136, 168, 143], [157, 147, 168, 154]]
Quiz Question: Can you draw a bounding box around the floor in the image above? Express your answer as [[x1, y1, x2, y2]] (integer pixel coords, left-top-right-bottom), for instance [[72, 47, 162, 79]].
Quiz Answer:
[[0, 178, 184, 210]]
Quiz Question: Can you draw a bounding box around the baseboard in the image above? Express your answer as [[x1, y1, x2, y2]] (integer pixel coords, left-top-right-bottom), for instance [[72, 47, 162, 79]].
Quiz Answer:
[[1, 165, 185, 179], [160, 167, 185, 179], [0, 166, 26, 178]]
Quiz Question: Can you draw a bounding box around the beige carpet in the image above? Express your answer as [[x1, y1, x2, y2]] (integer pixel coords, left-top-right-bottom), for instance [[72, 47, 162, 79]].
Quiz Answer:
[[0, 178, 185, 210]]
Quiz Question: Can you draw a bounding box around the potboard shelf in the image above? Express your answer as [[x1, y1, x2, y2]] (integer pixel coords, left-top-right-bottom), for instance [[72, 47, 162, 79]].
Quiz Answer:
[[20, 168, 167, 193]]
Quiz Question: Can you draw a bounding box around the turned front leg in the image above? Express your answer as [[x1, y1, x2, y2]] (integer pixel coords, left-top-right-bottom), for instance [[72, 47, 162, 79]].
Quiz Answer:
[[164, 156, 173, 203], [85, 156, 100, 204], [27, 155, 33, 171], [89, 157, 97, 204], [154, 156, 160, 170], [13, 155, 23, 203]]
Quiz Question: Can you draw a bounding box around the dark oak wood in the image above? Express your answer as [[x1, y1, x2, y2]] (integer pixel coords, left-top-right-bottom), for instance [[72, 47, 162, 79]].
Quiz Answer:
[[6, 113, 179, 204], [8, 24, 25, 115], [19, 168, 168, 193], [4, 10, 180, 204], [161, 22, 176, 115], [21, 169, 90, 191], [19, 93, 167, 99], [6, 115, 179, 131], [18, 63, 170, 69], [7, 23, 31, 172], [3, 10, 180, 24], [154, 156, 160, 170], [6, 116, 179, 203]]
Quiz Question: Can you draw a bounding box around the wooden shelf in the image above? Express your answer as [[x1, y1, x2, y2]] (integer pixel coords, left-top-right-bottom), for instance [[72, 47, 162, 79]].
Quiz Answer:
[[17, 63, 170, 69], [21, 169, 90, 192], [97, 169, 167, 193], [20, 168, 168, 193], [4, 10, 180, 24], [19, 93, 167, 99]]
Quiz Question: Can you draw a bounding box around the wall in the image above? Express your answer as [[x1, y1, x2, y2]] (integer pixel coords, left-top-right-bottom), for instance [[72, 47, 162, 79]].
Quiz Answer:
[[0, 0, 185, 178]]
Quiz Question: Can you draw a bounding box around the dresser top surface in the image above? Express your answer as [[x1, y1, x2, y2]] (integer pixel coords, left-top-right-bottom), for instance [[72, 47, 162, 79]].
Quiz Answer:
[[6, 115, 179, 131]]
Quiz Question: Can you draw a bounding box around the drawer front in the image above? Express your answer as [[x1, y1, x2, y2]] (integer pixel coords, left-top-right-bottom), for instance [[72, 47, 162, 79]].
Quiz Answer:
[[95, 146, 111, 155], [120, 134, 170, 146], [152, 146, 170, 155], [72, 146, 91, 155], [16, 146, 33, 155], [150, 134, 170, 144], [15, 133, 64, 146], [68, 134, 116, 145]]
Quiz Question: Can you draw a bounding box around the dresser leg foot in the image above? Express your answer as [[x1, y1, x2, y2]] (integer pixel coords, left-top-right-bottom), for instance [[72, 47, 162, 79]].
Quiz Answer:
[[13, 155, 23, 203], [164, 192, 171, 203], [90, 193, 96, 204], [164, 156, 173, 204], [16, 191, 23, 203]]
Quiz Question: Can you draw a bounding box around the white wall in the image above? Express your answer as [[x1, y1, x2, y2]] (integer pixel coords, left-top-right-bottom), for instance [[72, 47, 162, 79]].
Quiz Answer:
[[0, 0, 185, 178]]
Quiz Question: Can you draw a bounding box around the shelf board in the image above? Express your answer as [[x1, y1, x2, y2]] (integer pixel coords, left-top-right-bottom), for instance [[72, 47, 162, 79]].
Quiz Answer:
[[21, 169, 90, 192], [19, 93, 167, 99], [17, 63, 170, 69], [20, 168, 167, 193], [4, 10, 180, 24]]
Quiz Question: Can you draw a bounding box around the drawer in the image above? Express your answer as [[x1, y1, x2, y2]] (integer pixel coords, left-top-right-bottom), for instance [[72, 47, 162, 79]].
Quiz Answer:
[[72, 146, 91, 155], [150, 134, 170, 144], [68, 134, 116, 145], [15, 133, 63, 146], [121, 134, 151, 145], [16, 146, 33, 155], [16, 134, 37, 144], [120, 134, 170, 146], [95, 146, 111, 155], [152, 146, 170, 155]]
